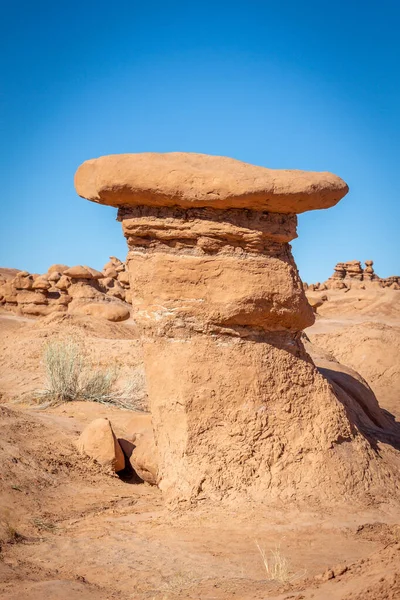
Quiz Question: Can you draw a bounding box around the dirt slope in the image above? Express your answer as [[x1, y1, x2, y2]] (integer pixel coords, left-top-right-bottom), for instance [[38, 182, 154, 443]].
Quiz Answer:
[[0, 303, 399, 599], [309, 321, 400, 419]]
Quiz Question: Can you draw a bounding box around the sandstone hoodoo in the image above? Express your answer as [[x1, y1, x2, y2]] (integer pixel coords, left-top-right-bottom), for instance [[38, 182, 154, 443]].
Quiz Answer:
[[306, 259, 400, 291], [75, 152, 400, 506], [0, 258, 132, 321]]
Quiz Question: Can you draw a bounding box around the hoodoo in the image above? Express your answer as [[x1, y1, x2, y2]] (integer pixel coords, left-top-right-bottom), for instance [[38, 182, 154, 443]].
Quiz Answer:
[[75, 152, 400, 506]]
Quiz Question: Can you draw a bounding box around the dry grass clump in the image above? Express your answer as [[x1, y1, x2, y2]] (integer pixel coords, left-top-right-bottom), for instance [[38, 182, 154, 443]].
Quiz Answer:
[[255, 541, 306, 584], [42, 338, 83, 402], [38, 337, 148, 411], [33, 518, 57, 532]]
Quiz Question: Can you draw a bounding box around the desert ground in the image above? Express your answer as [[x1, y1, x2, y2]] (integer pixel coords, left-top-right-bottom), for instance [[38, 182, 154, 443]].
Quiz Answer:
[[1, 155, 399, 600], [0, 273, 399, 600]]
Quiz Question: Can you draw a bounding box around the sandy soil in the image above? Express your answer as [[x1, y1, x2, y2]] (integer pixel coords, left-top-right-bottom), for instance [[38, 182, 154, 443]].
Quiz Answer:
[[306, 288, 400, 419], [0, 300, 399, 599]]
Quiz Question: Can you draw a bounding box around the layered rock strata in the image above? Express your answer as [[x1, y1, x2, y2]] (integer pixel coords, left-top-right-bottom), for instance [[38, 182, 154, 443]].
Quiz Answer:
[[307, 260, 400, 291], [75, 152, 400, 506], [0, 259, 132, 321]]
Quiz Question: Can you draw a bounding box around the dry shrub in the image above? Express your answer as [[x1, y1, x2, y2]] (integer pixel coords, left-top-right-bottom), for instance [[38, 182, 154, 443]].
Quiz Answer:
[[38, 338, 148, 411], [255, 541, 306, 584], [42, 338, 83, 402]]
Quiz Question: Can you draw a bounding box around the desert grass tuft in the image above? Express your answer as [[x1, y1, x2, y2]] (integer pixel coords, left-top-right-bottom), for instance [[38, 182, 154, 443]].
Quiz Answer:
[[255, 541, 306, 584], [37, 337, 148, 411]]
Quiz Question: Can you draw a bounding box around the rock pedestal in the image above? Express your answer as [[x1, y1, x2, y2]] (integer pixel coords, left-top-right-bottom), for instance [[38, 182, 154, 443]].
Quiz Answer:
[[75, 152, 400, 507], [344, 260, 363, 280], [364, 260, 375, 280]]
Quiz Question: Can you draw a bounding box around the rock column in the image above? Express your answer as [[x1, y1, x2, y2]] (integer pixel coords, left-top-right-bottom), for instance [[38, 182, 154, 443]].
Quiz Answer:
[[363, 260, 375, 280], [75, 152, 398, 506]]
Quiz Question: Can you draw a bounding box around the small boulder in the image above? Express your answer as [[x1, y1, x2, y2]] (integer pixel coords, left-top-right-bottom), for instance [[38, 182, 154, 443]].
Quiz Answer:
[[71, 302, 130, 322], [105, 280, 126, 301], [103, 266, 118, 279], [64, 265, 94, 279], [48, 264, 69, 274], [32, 276, 51, 291], [76, 418, 125, 472], [48, 271, 62, 282], [129, 430, 159, 485], [306, 293, 325, 313], [117, 270, 130, 286], [85, 266, 103, 279], [55, 275, 72, 290], [67, 282, 103, 300], [13, 273, 33, 290]]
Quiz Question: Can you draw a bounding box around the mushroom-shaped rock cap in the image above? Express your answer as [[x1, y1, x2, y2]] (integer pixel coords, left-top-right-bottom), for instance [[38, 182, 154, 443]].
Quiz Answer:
[[64, 265, 95, 280], [32, 276, 51, 290], [75, 152, 349, 214]]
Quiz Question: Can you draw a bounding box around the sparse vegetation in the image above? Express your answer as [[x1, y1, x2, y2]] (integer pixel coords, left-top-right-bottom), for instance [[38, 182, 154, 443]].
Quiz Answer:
[[38, 338, 148, 411], [33, 518, 57, 532], [255, 541, 306, 584], [42, 338, 83, 402]]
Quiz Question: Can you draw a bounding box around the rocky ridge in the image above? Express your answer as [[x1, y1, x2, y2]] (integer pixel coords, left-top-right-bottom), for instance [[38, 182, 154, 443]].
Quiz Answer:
[[306, 260, 400, 291], [0, 257, 132, 322]]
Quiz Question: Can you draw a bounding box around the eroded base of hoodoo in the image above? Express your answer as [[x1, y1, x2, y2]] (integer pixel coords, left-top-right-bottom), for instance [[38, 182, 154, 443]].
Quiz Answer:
[[142, 333, 400, 506]]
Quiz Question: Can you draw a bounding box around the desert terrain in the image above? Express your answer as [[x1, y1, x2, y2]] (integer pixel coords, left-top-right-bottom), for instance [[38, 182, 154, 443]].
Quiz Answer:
[[0, 154, 399, 600]]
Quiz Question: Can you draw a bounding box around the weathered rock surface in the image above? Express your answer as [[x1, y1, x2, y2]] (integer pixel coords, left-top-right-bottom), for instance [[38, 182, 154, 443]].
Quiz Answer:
[[76, 418, 125, 472], [0, 259, 132, 322], [76, 152, 400, 507], [71, 302, 130, 322], [311, 259, 400, 291], [75, 152, 349, 214], [129, 430, 159, 485], [118, 414, 158, 484]]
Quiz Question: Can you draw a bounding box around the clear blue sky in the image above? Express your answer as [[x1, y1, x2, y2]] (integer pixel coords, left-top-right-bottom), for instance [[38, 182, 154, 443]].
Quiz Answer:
[[1, 1, 399, 282]]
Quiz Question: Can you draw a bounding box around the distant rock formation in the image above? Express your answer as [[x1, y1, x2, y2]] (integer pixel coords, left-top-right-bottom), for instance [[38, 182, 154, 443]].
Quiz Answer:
[[0, 256, 131, 321], [75, 151, 400, 508], [305, 260, 400, 291]]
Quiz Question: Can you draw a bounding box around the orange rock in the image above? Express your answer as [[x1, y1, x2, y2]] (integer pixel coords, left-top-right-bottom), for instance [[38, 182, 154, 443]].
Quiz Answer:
[[103, 266, 118, 279], [76, 418, 125, 472], [48, 271, 62, 282], [75, 152, 400, 508], [55, 275, 71, 290], [104, 280, 125, 301], [16, 291, 47, 305], [64, 265, 95, 279], [13, 273, 34, 290], [47, 264, 69, 274], [117, 270, 130, 286], [306, 292, 325, 313], [85, 266, 103, 279], [75, 152, 348, 214], [129, 430, 158, 485], [71, 302, 130, 322], [67, 282, 103, 300], [32, 276, 51, 290]]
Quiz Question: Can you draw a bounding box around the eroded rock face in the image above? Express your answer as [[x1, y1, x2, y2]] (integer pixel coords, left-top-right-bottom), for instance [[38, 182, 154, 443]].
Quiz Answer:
[[311, 260, 400, 290], [75, 152, 400, 507], [0, 260, 132, 322]]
